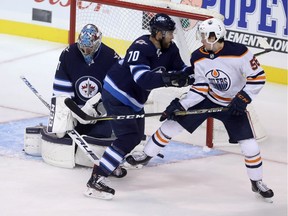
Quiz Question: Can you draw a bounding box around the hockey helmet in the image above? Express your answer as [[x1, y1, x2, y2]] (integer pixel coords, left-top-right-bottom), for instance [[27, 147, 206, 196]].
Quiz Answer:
[[197, 18, 226, 43], [149, 13, 176, 36], [77, 24, 102, 56]]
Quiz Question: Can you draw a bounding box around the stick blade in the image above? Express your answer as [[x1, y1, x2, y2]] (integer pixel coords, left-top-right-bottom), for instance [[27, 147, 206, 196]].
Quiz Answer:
[[257, 37, 273, 50], [64, 98, 94, 121]]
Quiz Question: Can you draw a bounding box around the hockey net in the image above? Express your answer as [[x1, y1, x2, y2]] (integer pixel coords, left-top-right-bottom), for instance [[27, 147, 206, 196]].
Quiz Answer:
[[69, 0, 266, 147]]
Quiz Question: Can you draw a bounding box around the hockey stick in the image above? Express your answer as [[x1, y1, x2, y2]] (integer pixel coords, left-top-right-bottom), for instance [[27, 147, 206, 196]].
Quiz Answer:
[[254, 37, 273, 57], [20, 76, 100, 164], [65, 97, 228, 121], [254, 49, 272, 57]]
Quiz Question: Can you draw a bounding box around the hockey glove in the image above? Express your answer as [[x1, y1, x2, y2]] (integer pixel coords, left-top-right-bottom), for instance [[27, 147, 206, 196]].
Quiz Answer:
[[72, 93, 103, 124], [160, 98, 185, 122], [162, 70, 190, 87], [228, 90, 251, 116]]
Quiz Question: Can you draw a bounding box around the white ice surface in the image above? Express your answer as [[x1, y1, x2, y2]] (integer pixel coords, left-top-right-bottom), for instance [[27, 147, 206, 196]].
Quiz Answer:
[[0, 34, 287, 216]]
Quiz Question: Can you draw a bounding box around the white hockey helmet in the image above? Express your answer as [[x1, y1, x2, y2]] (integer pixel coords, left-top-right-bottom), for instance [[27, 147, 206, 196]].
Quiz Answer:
[[77, 24, 102, 56], [197, 18, 226, 43]]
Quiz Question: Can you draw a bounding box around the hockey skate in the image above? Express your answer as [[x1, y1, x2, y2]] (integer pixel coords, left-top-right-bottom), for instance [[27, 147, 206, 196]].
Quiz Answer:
[[84, 171, 115, 200], [125, 151, 152, 166], [111, 166, 127, 178], [251, 180, 274, 203]]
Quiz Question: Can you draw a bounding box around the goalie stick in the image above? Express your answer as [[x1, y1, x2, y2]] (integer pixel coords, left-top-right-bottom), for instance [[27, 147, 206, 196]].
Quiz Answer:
[[64, 97, 228, 121], [20, 76, 165, 163], [20, 76, 101, 164]]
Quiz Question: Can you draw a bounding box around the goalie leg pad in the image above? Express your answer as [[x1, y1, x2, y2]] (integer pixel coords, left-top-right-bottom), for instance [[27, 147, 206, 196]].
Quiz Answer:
[[24, 125, 44, 156], [41, 127, 76, 168], [75, 135, 115, 167]]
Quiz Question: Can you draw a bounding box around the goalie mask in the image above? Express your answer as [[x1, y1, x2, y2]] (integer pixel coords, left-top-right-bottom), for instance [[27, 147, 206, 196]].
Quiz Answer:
[[197, 18, 226, 49], [77, 24, 102, 65]]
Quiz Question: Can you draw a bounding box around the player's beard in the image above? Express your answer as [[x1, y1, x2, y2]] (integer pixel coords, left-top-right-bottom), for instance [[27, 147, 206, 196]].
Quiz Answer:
[[160, 39, 171, 49]]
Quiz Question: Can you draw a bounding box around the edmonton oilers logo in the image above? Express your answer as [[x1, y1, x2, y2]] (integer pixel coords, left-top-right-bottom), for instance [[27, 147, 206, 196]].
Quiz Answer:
[[75, 76, 102, 102], [205, 69, 231, 91]]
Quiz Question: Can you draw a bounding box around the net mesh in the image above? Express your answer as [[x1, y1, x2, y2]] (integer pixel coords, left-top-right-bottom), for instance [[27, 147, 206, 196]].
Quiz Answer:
[[74, 0, 214, 58]]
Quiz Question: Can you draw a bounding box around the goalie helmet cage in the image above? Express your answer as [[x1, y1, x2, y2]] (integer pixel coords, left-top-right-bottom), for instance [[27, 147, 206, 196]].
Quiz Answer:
[[68, 0, 266, 148]]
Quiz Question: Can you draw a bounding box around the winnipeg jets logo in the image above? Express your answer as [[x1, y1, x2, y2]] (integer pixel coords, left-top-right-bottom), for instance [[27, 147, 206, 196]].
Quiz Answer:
[[135, 40, 148, 45], [75, 76, 102, 101], [156, 16, 166, 22], [81, 79, 95, 96], [206, 69, 231, 91]]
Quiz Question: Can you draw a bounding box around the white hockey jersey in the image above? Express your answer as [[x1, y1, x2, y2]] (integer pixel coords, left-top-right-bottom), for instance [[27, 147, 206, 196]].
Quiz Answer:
[[180, 41, 266, 109]]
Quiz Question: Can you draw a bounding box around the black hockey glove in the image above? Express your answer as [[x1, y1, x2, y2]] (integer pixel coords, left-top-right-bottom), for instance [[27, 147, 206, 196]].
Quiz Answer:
[[160, 98, 185, 122], [228, 90, 251, 116], [162, 70, 190, 87]]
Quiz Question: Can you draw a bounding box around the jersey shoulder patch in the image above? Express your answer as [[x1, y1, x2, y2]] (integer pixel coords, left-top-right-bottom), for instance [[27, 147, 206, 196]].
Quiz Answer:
[[133, 35, 150, 46], [135, 39, 149, 45], [128, 35, 156, 57], [221, 41, 248, 57]]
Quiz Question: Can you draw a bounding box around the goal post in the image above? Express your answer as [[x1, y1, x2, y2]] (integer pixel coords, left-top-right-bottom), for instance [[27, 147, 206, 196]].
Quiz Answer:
[[68, 0, 266, 148]]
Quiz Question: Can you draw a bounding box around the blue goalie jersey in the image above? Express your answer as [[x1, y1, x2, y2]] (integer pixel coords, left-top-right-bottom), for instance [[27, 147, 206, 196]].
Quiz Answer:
[[103, 35, 188, 112], [52, 43, 120, 106]]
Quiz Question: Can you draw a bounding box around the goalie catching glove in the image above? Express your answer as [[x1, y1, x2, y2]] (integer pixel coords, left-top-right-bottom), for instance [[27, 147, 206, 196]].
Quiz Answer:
[[72, 93, 107, 124], [228, 90, 251, 116], [160, 98, 185, 122]]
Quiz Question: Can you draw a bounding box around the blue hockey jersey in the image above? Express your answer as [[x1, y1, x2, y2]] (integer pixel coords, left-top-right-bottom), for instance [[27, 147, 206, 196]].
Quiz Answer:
[[103, 35, 188, 112], [52, 43, 120, 106]]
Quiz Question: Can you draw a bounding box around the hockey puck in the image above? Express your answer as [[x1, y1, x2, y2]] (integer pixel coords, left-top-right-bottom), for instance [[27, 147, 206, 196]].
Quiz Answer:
[[157, 153, 164, 158]]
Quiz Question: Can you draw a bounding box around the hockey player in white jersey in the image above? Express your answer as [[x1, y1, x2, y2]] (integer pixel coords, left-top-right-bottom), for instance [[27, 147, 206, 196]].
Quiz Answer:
[[126, 18, 274, 201]]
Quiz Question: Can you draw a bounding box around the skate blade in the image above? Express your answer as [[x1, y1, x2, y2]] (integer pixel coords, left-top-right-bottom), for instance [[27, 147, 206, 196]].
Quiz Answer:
[[255, 193, 273, 203], [84, 188, 114, 200]]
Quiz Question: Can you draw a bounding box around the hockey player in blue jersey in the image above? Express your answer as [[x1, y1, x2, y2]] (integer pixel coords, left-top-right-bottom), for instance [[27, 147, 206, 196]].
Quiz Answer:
[[126, 17, 274, 202], [47, 24, 127, 176], [49, 24, 120, 138], [85, 13, 194, 199]]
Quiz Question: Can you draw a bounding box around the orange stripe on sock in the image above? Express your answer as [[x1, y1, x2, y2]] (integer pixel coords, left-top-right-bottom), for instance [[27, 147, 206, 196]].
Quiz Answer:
[[156, 130, 169, 144], [245, 156, 262, 164]]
